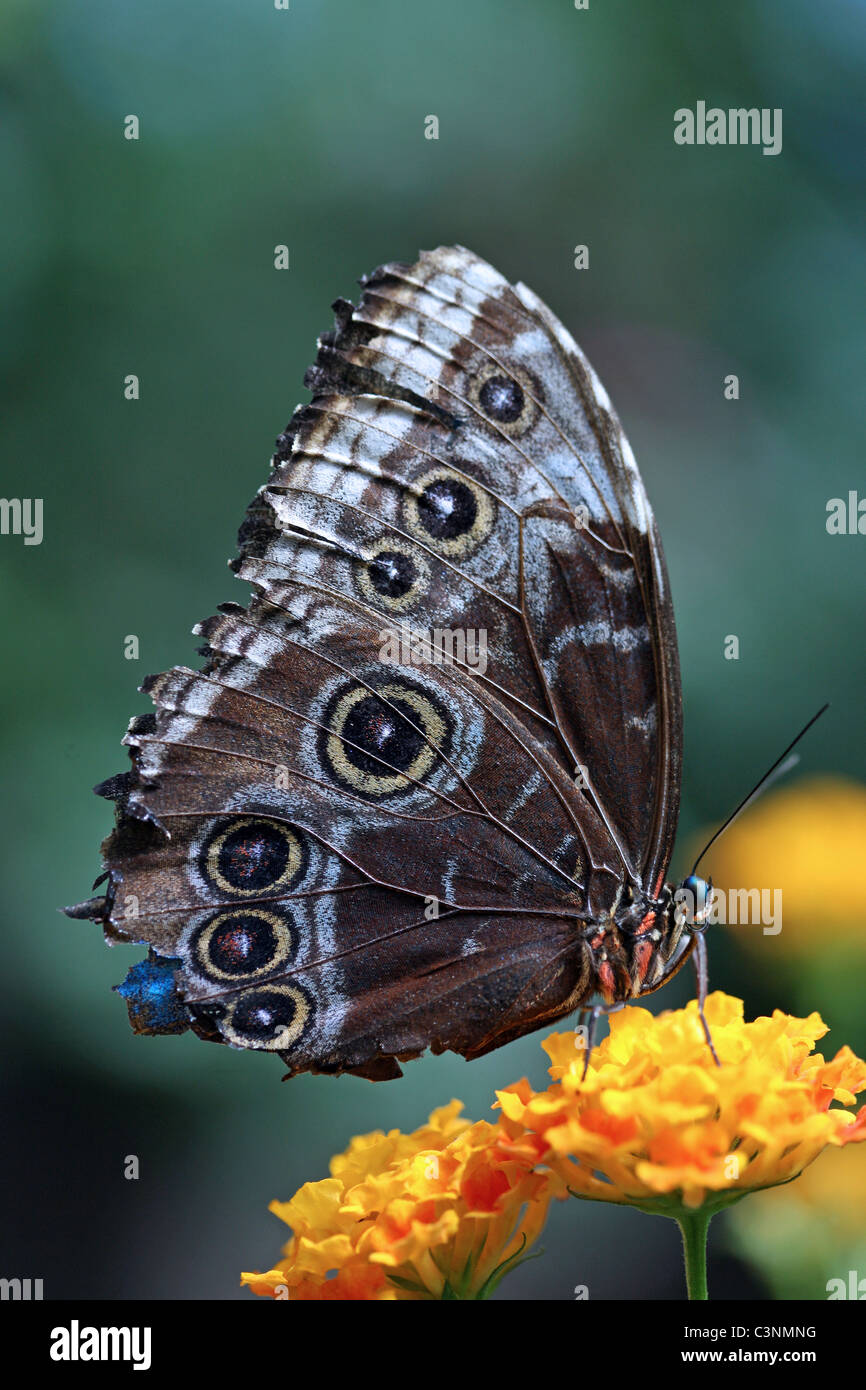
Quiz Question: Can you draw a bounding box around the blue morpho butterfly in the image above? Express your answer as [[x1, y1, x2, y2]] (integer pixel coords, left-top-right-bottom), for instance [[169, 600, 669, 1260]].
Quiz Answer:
[[65, 246, 826, 1080]]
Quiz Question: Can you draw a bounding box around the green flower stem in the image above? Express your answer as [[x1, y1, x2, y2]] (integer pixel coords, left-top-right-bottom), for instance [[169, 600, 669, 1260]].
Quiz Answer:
[[676, 1210, 712, 1301], [573, 1189, 752, 1302]]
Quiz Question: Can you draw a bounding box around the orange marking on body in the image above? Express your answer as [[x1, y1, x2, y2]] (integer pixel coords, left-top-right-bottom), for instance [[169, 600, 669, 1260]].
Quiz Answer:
[[598, 960, 617, 1001], [633, 939, 654, 984], [635, 910, 656, 936]]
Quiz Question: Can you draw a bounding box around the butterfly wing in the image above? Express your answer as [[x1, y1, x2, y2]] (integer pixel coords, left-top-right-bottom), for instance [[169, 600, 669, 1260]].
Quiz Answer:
[[318, 245, 682, 892], [69, 246, 682, 1077]]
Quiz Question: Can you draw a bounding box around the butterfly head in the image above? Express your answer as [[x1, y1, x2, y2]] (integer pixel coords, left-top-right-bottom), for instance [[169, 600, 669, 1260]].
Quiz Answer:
[[619, 874, 712, 1001]]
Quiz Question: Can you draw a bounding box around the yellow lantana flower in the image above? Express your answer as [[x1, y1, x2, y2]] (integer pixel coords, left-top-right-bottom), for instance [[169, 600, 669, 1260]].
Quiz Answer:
[[497, 992, 866, 1212], [242, 1101, 555, 1301]]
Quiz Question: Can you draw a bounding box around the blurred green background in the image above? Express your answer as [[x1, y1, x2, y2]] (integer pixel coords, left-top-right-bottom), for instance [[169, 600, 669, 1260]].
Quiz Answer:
[[2, 0, 864, 1300]]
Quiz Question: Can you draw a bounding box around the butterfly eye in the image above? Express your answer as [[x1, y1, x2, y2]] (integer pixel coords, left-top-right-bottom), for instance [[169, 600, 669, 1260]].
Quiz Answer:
[[403, 466, 495, 559], [200, 817, 306, 898], [472, 362, 539, 436], [319, 678, 451, 798], [356, 538, 430, 612], [675, 874, 711, 925], [187, 908, 297, 984], [217, 983, 313, 1052]]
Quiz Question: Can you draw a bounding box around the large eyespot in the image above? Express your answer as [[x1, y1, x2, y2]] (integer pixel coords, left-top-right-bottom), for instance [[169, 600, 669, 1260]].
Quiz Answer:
[[200, 817, 306, 898], [187, 908, 297, 985], [402, 466, 495, 559], [355, 538, 431, 613], [218, 983, 313, 1052], [471, 362, 539, 437], [318, 678, 451, 797]]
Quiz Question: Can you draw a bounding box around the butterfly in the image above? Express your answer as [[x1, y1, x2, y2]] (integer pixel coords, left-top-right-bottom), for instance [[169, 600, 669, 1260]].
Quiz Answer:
[[66, 245, 716, 1081]]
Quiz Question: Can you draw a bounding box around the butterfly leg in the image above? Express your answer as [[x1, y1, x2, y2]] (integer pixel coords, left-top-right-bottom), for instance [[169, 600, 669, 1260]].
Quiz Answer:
[[574, 1005, 590, 1050], [580, 1006, 602, 1080], [691, 930, 720, 1066], [579, 1000, 626, 1081], [573, 1007, 592, 1077]]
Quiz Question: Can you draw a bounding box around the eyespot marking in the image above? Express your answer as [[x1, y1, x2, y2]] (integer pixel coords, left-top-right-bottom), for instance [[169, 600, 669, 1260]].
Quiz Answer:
[[200, 818, 306, 899], [471, 362, 540, 436], [402, 466, 495, 559], [187, 908, 297, 985], [318, 678, 451, 797], [218, 983, 313, 1052], [356, 538, 431, 612]]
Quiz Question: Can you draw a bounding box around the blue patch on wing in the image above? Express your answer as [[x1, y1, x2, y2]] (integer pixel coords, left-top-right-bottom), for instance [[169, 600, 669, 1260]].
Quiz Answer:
[[116, 952, 189, 1035]]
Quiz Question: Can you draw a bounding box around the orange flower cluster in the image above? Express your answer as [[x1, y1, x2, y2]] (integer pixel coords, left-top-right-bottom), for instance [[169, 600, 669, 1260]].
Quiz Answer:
[[241, 1101, 556, 1300], [498, 992, 866, 1210], [243, 993, 866, 1297]]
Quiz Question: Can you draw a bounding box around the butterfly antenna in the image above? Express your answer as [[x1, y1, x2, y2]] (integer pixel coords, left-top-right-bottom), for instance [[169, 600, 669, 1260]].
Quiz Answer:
[[690, 703, 829, 876]]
